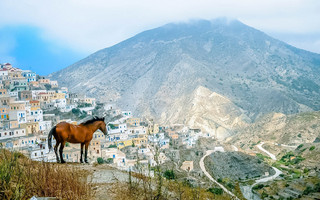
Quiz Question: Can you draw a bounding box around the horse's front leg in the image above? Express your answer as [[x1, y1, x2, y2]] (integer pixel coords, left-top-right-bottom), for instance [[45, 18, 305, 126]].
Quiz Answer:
[[84, 142, 90, 163], [80, 143, 85, 163]]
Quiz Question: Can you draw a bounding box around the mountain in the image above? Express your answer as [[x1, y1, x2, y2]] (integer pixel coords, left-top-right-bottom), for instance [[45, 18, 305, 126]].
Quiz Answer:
[[230, 111, 320, 145], [49, 18, 320, 127]]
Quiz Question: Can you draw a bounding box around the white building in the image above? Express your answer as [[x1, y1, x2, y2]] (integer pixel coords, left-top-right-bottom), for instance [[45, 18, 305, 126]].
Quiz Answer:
[[0, 69, 9, 77], [8, 91, 19, 99], [9, 110, 26, 124], [52, 98, 67, 109], [127, 126, 148, 135], [60, 104, 76, 112], [79, 106, 95, 115], [30, 142, 51, 161], [39, 121, 52, 132], [107, 122, 127, 134], [0, 128, 26, 141], [22, 70, 36, 82], [27, 109, 43, 122], [31, 90, 47, 99]]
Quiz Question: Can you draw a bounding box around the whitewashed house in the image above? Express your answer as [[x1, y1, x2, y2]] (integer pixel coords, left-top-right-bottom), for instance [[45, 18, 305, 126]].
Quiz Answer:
[[39, 121, 52, 132], [27, 109, 43, 122], [0, 128, 27, 141], [9, 110, 26, 124]]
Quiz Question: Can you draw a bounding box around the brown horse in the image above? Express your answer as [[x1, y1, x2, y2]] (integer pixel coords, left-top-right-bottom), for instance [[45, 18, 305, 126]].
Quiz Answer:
[[48, 117, 107, 163]]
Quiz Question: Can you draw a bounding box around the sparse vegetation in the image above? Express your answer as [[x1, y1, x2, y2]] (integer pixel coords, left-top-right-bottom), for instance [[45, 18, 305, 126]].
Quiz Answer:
[[0, 149, 93, 199]]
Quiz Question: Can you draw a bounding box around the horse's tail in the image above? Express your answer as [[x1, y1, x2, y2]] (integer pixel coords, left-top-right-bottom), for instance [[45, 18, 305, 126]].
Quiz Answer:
[[48, 126, 56, 151]]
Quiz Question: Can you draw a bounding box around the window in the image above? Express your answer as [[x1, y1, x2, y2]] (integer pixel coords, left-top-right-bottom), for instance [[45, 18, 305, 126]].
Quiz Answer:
[[35, 153, 37, 156]]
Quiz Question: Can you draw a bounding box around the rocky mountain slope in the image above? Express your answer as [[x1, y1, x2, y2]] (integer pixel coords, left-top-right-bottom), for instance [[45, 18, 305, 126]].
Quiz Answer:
[[231, 111, 320, 145], [50, 18, 320, 127]]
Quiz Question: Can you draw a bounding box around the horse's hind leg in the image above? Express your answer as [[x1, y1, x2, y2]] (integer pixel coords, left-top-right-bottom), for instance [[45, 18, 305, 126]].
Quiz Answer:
[[80, 143, 85, 163], [54, 141, 60, 163], [59, 141, 66, 164]]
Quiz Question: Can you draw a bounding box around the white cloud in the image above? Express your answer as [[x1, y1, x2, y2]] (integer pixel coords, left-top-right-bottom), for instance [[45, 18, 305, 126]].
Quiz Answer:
[[0, 0, 319, 54]]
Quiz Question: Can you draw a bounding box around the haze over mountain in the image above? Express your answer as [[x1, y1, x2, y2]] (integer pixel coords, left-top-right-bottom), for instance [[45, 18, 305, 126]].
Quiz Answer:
[[50, 18, 320, 133]]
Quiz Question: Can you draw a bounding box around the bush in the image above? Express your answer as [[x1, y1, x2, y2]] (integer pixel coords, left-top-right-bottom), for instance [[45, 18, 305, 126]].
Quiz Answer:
[[207, 187, 223, 195], [309, 146, 315, 151], [303, 186, 313, 195], [227, 183, 234, 189], [106, 158, 113, 164], [108, 144, 117, 148], [163, 170, 175, 180], [252, 184, 264, 190], [297, 144, 304, 150], [97, 157, 104, 164], [217, 178, 223, 183]]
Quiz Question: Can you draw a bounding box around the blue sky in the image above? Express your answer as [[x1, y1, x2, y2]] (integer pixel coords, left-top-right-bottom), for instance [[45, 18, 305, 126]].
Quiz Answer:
[[0, 25, 85, 75], [0, 0, 319, 75]]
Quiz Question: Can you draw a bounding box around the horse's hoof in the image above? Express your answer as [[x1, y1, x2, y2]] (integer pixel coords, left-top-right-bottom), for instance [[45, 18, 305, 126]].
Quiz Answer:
[[61, 160, 66, 164]]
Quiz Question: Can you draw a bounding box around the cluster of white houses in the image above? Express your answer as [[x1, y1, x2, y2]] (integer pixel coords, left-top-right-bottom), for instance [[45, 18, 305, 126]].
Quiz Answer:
[[0, 63, 214, 175], [0, 63, 96, 161]]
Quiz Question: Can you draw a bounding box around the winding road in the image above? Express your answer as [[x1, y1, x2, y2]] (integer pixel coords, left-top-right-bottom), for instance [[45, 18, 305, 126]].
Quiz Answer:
[[251, 142, 283, 192], [257, 142, 276, 160], [243, 142, 283, 199], [199, 149, 240, 200]]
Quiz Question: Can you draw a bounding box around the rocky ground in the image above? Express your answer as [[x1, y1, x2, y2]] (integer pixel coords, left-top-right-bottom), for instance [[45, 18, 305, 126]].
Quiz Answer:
[[71, 163, 129, 200], [204, 151, 275, 181]]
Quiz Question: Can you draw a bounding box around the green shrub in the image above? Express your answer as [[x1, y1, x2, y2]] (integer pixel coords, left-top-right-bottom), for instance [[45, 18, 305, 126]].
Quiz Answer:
[[207, 187, 223, 195], [108, 144, 117, 148], [163, 170, 175, 180], [97, 157, 104, 164], [252, 184, 264, 190], [297, 144, 304, 150], [303, 186, 313, 195], [309, 146, 315, 151], [106, 158, 113, 164], [227, 183, 234, 189]]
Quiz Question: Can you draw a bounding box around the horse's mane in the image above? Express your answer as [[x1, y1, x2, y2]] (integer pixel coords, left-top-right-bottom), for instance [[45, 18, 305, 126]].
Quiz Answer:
[[80, 116, 105, 125]]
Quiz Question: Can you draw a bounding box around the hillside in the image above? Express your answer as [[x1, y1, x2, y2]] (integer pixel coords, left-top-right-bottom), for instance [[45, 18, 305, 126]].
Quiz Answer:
[[49, 18, 320, 127], [231, 111, 320, 146]]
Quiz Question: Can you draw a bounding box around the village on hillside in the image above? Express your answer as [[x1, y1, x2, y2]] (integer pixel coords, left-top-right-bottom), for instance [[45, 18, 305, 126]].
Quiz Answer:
[[0, 63, 215, 175]]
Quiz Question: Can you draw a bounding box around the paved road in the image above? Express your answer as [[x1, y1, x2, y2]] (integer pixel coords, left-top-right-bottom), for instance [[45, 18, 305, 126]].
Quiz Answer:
[[199, 149, 239, 200], [247, 142, 283, 199], [254, 167, 282, 185], [273, 143, 297, 148], [257, 142, 276, 160]]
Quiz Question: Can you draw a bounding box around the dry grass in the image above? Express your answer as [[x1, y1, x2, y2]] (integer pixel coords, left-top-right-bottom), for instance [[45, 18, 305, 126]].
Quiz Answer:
[[0, 149, 93, 200], [109, 171, 233, 200]]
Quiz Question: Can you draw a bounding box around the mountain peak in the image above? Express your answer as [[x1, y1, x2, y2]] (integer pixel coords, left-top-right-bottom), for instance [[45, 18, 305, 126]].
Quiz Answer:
[[51, 18, 320, 126]]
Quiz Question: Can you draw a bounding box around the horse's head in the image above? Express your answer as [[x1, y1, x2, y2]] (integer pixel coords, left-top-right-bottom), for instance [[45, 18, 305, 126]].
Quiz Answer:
[[98, 118, 108, 135]]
